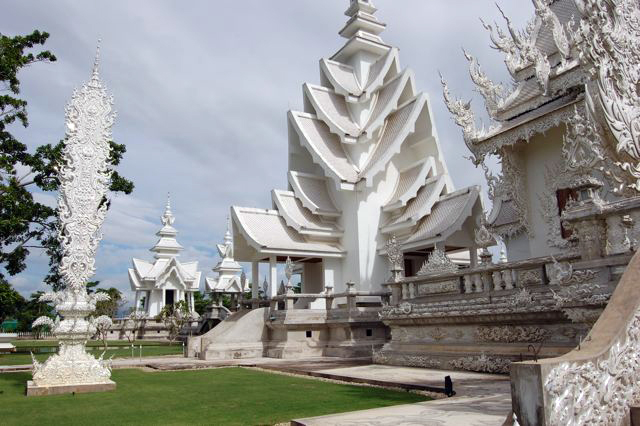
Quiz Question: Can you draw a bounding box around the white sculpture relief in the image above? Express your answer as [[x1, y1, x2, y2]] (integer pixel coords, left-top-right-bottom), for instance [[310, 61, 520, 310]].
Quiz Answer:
[[573, 0, 640, 193], [475, 326, 550, 343], [563, 106, 604, 174], [449, 353, 511, 374], [547, 258, 598, 286], [386, 235, 404, 283], [417, 248, 458, 276], [484, 150, 531, 239], [544, 308, 640, 426], [31, 46, 116, 388]]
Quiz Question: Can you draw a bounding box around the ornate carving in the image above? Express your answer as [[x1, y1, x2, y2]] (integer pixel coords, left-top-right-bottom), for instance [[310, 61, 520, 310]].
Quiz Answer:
[[475, 326, 550, 343], [31, 46, 115, 388], [573, 0, 640, 193], [486, 150, 531, 239], [532, 0, 572, 65], [417, 248, 458, 276], [428, 327, 448, 342], [417, 280, 459, 296], [482, 4, 551, 93], [547, 259, 598, 286], [544, 307, 640, 425], [517, 269, 543, 286], [440, 73, 486, 156], [463, 49, 506, 118], [386, 235, 404, 283], [449, 353, 511, 374]]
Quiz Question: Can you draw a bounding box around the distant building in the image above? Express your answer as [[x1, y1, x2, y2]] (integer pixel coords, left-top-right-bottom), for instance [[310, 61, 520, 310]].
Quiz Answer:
[[128, 195, 201, 316]]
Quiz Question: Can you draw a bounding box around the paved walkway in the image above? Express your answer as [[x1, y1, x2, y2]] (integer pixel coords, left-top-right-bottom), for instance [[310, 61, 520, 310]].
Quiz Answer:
[[2, 356, 513, 425]]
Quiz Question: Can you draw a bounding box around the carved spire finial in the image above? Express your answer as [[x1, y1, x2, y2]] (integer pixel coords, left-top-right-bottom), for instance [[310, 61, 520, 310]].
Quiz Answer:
[[161, 192, 175, 226], [90, 39, 101, 86]]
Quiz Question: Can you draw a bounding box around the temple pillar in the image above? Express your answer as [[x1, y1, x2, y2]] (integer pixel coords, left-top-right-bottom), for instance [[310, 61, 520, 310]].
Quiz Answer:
[[470, 245, 478, 268], [252, 261, 259, 307], [269, 256, 278, 299], [134, 291, 140, 312], [162, 289, 166, 311]]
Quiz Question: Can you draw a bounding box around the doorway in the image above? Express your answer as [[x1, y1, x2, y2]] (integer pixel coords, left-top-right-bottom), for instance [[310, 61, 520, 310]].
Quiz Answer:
[[165, 289, 175, 306]]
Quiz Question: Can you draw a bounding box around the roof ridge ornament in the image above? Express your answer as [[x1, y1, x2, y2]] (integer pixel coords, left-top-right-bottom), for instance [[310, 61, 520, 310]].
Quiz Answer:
[[462, 48, 507, 119], [480, 4, 551, 94], [161, 192, 175, 226]]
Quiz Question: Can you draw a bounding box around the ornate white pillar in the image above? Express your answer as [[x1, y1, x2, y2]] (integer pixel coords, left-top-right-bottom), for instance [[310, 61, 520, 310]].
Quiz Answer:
[[162, 289, 166, 311], [28, 46, 116, 395], [252, 261, 259, 301], [269, 256, 278, 299]]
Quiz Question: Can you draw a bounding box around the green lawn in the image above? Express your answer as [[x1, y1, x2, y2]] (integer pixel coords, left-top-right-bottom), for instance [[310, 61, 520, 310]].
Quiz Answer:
[[1, 341, 184, 365], [0, 368, 428, 425]]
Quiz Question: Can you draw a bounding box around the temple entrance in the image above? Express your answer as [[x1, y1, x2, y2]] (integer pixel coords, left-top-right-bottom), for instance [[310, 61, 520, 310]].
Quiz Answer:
[[165, 289, 175, 306]]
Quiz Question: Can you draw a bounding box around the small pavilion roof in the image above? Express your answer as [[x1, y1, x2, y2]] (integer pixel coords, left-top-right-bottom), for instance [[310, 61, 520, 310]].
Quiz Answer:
[[271, 190, 342, 238], [381, 175, 448, 234], [288, 111, 359, 184], [402, 187, 481, 250], [359, 94, 426, 184], [320, 48, 399, 100], [288, 171, 341, 217], [232, 206, 345, 258], [383, 157, 436, 212]]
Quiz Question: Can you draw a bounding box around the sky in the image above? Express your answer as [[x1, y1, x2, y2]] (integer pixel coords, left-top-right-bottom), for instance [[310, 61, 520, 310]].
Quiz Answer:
[[1, 0, 533, 302]]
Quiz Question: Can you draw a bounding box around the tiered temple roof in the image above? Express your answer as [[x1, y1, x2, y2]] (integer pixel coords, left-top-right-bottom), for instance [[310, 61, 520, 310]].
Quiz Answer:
[[129, 196, 201, 292], [233, 0, 481, 271]]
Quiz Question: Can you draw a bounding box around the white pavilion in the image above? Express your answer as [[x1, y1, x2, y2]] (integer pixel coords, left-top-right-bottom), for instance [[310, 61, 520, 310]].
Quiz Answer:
[[231, 0, 484, 298], [128, 196, 201, 316], [205, 219, 247, 306]]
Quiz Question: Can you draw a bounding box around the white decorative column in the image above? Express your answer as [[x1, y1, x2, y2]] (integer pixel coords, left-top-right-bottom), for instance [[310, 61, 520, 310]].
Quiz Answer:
[[269, 256, 278, 299], [251, 261, 260, 307], [162, 289, 166, 311], [28, 45, 117, 396], [134, 291, 140, 312]]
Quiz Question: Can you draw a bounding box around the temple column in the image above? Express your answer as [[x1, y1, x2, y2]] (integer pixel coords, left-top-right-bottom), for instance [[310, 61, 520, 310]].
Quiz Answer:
[[269, 256, 278, 299], [134, 291, 140, 312], [252, 261, 259, 307], [162, 289, 166, 312], [470, 245, 478, 268]]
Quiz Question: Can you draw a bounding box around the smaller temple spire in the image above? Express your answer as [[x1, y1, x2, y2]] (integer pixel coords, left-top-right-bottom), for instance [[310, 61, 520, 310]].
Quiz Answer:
[[340, 0, 386, 40], [151, 193, 183, 259], [161, 192, 175, 226], [89, 39, 103, 88]]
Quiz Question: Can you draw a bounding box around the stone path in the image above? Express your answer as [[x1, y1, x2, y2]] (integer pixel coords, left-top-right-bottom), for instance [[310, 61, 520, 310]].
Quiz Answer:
[[2, 356, 513, 425]]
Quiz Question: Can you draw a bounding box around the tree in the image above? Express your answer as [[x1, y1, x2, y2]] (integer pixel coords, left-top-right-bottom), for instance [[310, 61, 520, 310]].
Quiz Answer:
[[156, 301, 199, 343], [93, 315, 113, 349], [94, 287, 126, 318], [122, 311, 147, 344], [193, 291, 210, 316], [0, 30, 134, 293], [16, 290, 54, 332], [0, 278, 24, 325]]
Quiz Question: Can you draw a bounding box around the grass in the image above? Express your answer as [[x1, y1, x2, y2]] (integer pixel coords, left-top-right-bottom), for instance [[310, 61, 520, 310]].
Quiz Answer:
[[0, 368, 428, 425], [1, 341, 184, 366]]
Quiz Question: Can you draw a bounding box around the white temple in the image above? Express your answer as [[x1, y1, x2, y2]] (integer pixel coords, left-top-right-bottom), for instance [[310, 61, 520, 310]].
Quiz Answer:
[[231, 0, 484, 298], [128, 196, 201, 316], [205, 219, 247, 297]]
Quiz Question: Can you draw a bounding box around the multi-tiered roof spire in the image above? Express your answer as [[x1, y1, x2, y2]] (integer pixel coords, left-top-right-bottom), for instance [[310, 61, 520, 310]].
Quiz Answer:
[[231, 1, 482, 291], [151, 193, 184, 259]]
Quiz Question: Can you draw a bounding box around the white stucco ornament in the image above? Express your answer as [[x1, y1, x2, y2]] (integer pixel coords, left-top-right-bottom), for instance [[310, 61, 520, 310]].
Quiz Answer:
[[31, 44, 115, 387]]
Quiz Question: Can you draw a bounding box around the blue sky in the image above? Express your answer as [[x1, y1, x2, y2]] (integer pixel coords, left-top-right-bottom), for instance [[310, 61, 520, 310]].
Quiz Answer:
[[1, 0, 533, 301]]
